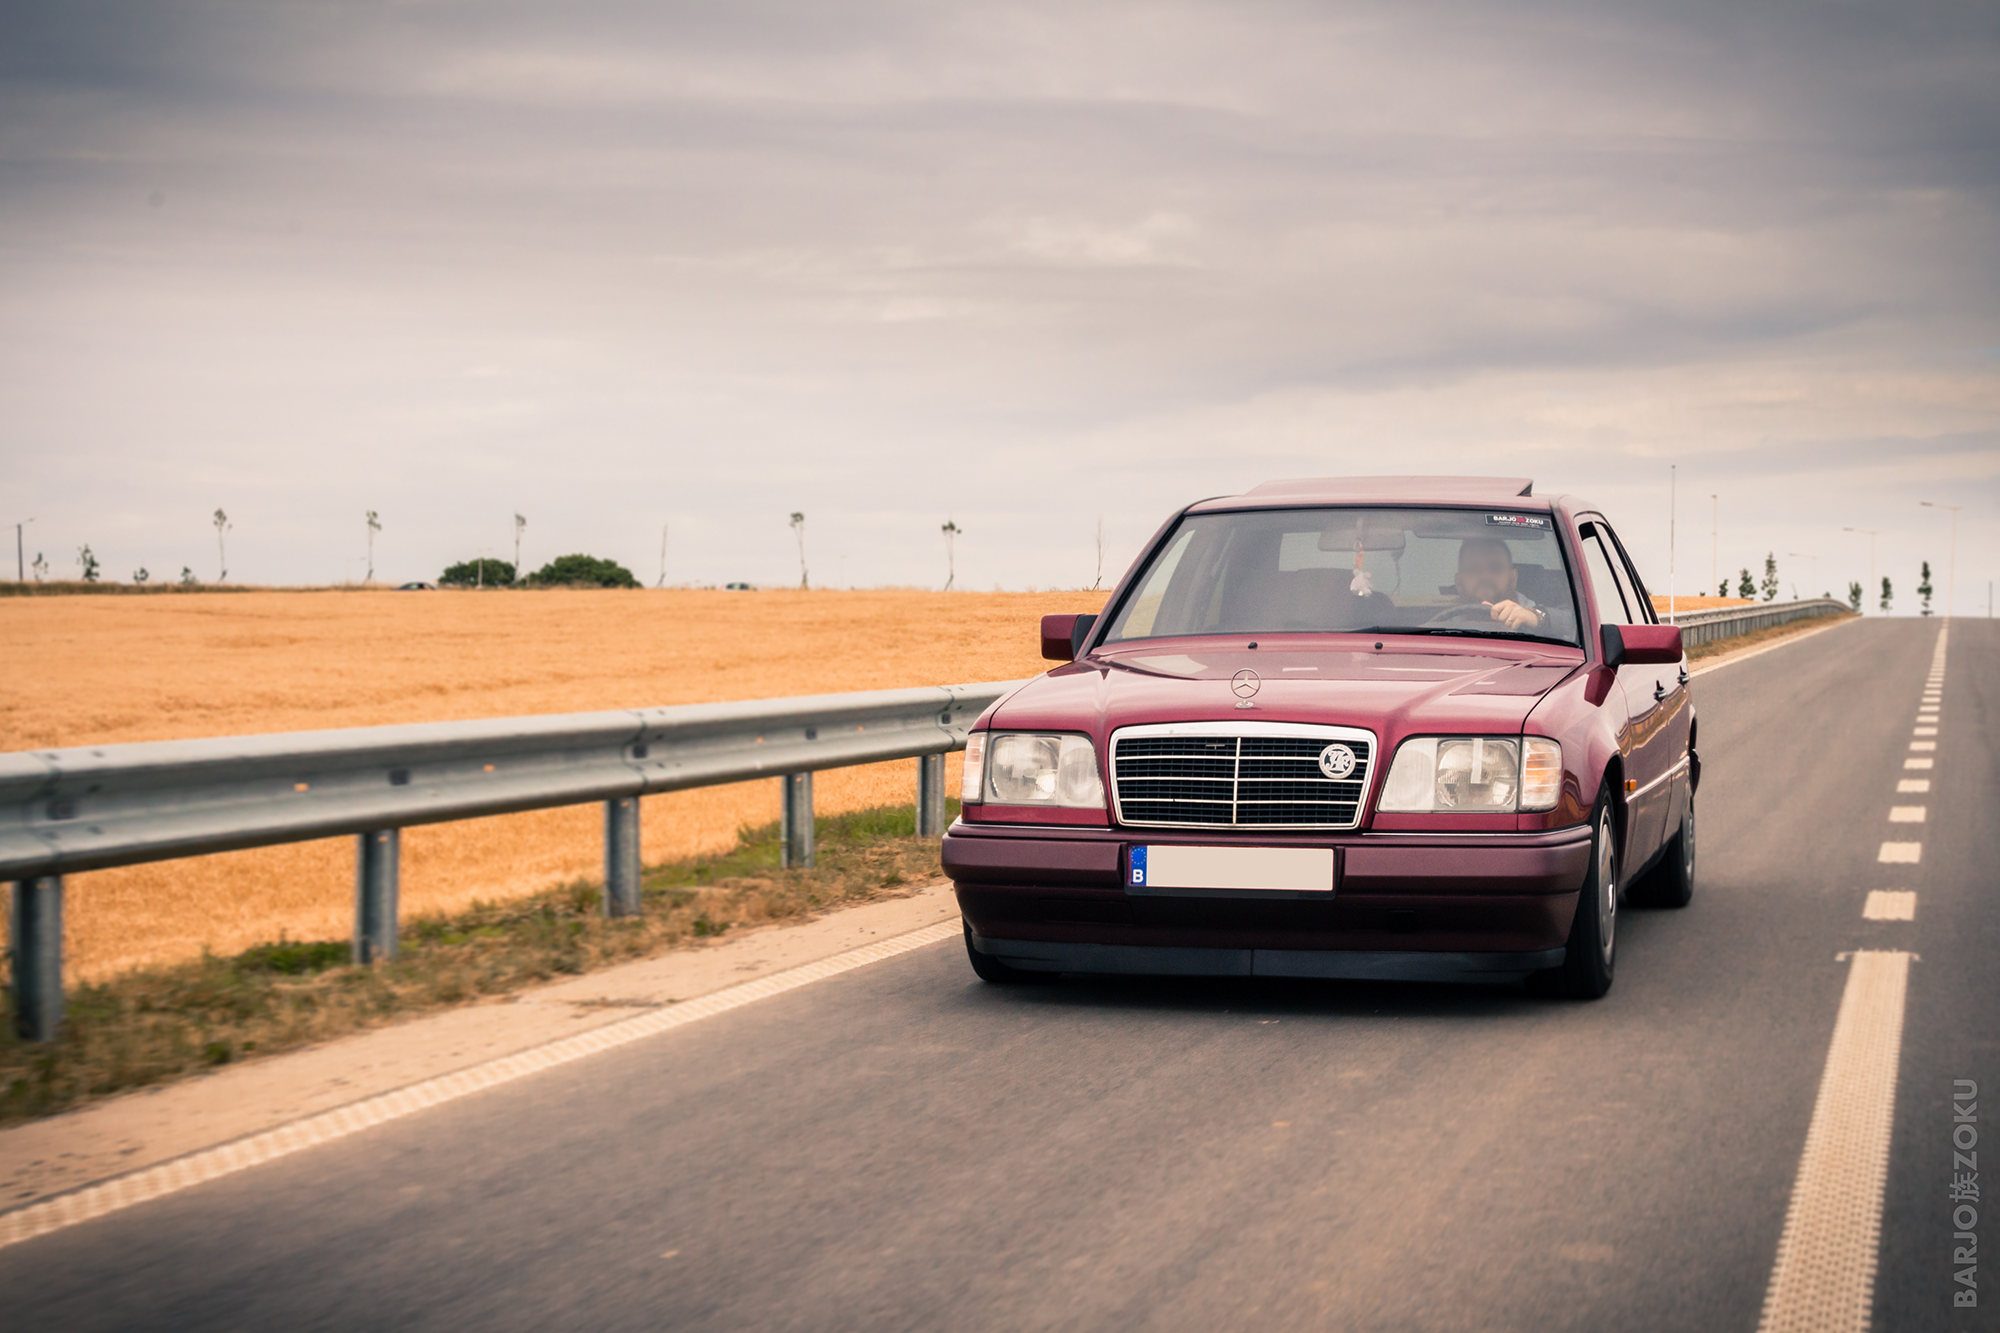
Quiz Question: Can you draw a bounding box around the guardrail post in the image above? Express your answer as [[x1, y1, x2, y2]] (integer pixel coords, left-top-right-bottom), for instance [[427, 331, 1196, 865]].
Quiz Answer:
[[604, 796, 642, 917], [354, 829, 400, 964], [915, 754, 946, 837], [781, 772, 814, 869], [8, 876, 63, 1042]]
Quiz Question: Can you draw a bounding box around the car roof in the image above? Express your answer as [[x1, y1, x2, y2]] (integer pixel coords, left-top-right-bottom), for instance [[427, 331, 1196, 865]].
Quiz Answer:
[[1188, 476, 1551, 512]]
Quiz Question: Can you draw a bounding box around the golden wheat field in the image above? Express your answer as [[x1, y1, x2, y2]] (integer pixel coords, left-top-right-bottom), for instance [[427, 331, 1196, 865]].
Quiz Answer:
[[1, 588, 1105, 980]]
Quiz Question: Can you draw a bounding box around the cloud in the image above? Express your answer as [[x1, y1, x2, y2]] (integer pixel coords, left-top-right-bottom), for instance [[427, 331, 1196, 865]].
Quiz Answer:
[[0, 0, 1994, 604]]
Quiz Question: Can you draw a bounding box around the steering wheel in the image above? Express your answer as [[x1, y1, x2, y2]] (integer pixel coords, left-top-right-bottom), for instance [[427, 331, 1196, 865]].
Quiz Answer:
[[1427, 601, 1502, 626]]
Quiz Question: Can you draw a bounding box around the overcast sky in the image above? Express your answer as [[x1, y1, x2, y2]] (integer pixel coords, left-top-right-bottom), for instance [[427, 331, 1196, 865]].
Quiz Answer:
[[3, 0, 1996, 607]]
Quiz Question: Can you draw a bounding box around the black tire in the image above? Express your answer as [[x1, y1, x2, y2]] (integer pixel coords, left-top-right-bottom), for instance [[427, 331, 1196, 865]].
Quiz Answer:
[[964, 925, 1057, 984], [1629, 783, 1695, 909], [1536, 791, 1618, 1000]]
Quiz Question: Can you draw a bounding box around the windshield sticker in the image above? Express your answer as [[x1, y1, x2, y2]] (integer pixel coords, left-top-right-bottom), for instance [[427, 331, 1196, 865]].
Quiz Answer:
[[1488, 514, 1550, 529]]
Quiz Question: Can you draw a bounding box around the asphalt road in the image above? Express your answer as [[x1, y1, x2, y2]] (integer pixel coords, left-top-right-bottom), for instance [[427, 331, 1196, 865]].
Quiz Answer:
[[3, 618, 1990, 1332]]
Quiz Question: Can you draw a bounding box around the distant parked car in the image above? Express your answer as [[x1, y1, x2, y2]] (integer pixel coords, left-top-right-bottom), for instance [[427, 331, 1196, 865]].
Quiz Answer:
[[395, 582, 436, 591], [724, 582, 754, 591], [945, 475, 1695, 1000]]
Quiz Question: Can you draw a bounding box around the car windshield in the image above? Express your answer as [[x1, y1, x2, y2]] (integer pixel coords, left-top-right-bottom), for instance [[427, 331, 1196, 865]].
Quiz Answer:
[[1102, 505, 1583, 647]]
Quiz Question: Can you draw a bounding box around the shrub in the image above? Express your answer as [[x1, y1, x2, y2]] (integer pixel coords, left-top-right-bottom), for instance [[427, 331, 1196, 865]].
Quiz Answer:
[[439, 557, 516, 587], [528, 553, 639, 588]]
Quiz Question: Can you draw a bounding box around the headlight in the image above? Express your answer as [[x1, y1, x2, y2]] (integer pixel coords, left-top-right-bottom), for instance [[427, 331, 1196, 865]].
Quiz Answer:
[[960, 732, 987, 804], [970, 732, 1105, 808], [1378, 736, 1562, 813], [1519, 736, 1562, 811]]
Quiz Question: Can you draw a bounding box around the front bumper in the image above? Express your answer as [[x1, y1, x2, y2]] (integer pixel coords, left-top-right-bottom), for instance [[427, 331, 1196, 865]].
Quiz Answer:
[[943, 820, 1593, 961], [967, 930, 1565, 983]]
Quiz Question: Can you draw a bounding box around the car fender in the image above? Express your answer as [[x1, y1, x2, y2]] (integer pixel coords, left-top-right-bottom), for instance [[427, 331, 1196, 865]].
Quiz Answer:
[[1525, 664, 1626, 830]]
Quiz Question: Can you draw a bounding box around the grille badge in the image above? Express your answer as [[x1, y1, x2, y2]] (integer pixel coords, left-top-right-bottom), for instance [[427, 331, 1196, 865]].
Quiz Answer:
[[1317, 743, 1358, 780]]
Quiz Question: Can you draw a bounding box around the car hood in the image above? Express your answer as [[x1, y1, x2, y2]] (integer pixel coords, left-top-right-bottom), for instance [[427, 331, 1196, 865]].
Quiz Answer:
[[988, 641, 1585, 743]]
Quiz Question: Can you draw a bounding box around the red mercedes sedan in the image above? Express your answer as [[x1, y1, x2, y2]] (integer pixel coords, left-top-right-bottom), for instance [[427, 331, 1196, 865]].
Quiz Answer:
[[943, 476, 1696, 999]]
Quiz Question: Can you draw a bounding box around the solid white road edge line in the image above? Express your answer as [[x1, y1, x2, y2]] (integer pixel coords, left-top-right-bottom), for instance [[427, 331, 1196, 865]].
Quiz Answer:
[[1756, 950, 1912, 1333], [0, 917, 965, 1253]]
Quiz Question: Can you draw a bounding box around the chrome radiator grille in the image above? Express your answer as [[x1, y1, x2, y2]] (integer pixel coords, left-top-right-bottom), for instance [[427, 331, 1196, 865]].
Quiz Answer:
[[1110, 729, 1374, 830]]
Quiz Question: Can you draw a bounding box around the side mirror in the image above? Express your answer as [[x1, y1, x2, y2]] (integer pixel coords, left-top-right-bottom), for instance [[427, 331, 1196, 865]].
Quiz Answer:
[[1602, 623, 1682, 667], [1040, 613, 1098, 662]]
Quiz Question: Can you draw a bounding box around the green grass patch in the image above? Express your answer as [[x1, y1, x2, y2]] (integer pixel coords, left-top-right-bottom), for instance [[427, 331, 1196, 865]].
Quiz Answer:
[[0, 799, 957, 1124]]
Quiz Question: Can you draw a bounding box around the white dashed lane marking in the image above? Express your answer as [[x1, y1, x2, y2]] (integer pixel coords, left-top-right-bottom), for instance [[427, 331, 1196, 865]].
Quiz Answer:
[[1877, 842, 1922, 864], [1886, 807, 1926, 823], [1896, 780, 1929, 793], [1862, 892, 1916, 922], [1904, 758, 1934, 770], [1757, 951, 1913, 1333], [1909, 741, 1937, 752]]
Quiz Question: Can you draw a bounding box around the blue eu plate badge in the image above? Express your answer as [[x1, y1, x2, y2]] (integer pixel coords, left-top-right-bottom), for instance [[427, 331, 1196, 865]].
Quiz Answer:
[[1129, 845, 1148, 886]]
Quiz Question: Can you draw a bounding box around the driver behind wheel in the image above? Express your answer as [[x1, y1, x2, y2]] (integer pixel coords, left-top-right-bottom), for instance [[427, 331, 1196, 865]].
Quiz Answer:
[[1435, 538, 1561, 635]]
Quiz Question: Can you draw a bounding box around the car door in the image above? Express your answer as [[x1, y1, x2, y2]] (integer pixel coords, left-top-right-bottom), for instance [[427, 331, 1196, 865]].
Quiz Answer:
[[1601, 521, 1692, 848], [1576, 520, 1668, 865]]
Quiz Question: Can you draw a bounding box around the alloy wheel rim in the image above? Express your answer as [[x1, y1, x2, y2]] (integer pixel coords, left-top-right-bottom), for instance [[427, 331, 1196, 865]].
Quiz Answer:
[[1685, 802, 1696, 878], [1598, 810, 1617, 960]]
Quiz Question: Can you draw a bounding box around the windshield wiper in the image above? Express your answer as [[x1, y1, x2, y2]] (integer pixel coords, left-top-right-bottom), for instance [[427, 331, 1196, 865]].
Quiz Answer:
[[1352, 626, 1576, 646]]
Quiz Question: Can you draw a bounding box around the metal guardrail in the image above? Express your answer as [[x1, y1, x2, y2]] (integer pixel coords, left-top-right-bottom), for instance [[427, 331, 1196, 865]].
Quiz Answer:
[[2, 680, 1025, 1041], [1662, 597, 1849, 646]]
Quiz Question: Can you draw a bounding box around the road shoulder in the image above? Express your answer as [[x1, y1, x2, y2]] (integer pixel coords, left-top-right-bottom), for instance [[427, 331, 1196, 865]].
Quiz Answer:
[[1, 880, 958, 1212]]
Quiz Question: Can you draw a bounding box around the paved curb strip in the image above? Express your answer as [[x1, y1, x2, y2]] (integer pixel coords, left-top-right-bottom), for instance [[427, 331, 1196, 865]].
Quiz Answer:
[[0, 918, 964, 1252], [1756, 950, 1912, 1333]]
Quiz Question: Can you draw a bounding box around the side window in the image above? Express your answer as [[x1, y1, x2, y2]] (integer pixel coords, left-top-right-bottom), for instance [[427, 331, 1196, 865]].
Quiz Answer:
[[1578, 525, 1633, 625], [1598, 523, 1658, 624]]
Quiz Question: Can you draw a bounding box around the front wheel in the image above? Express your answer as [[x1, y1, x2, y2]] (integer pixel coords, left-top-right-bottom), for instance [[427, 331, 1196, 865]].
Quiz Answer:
[[1536, 792, 1618, 999], [1629, 783, 1695, 909]]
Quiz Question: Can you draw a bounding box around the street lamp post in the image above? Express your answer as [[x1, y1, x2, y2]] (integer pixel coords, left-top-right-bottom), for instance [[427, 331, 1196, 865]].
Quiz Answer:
[[1710, 494, 1718, 597], [1842, 528, 1879, 614], [1788, 552, 1819, 600], [1668, 465, 1676, 618], [11, 517, 32, 582], [1920, 502, 1961, 619]]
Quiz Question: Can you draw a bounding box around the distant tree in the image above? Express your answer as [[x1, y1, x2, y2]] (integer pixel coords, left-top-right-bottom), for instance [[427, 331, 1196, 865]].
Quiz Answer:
[[30, 552, 47, 582], [527, 553, 639, 588], [1760, 552, 1779, 602], [1917, 560, 1934, 616], [1848, 581, 1863, 613], [1717, 579, 1728, 598], [1736, 567, 1755, 599], [365, 510, 381, 584], [1880, 576, 1893, 614], [789, 512, 808, 589], [440, 557, 516, 587], [180, 566, 199, 587], [213, 508, 230, 582], [76, 544, 100, 583], [941, 518, 962, 591], [133, 567, 150, 585]]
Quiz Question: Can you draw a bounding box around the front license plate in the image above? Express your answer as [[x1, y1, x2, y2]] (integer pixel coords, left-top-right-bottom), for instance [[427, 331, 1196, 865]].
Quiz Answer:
[[1129, 845, 1334, 893]]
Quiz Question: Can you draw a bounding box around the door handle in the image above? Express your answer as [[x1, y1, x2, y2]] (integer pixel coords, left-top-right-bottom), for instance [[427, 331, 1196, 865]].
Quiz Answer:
[[1653, 680, 1668, 702]]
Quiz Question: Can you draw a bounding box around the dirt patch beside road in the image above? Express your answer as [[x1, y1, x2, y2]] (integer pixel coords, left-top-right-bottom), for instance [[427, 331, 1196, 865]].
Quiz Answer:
[[1, 588, 1100, 978]]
